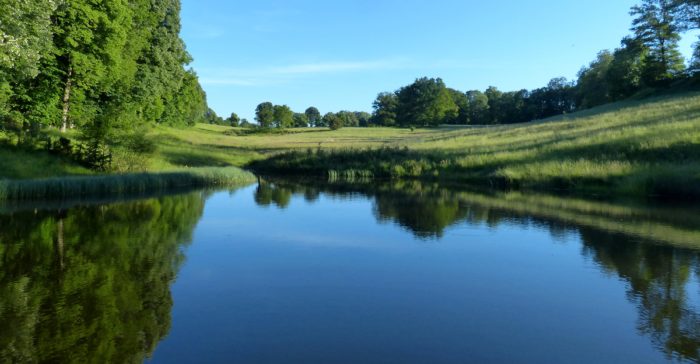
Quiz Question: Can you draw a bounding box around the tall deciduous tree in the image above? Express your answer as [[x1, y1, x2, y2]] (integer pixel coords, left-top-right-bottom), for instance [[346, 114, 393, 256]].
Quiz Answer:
[[228, 112, 240, 127], [304, 107, 321, 127], [255, 102, 274, 128], [371, 92, 399, 126], [396, 78, 458, 127], [273, 104, 294, 128]]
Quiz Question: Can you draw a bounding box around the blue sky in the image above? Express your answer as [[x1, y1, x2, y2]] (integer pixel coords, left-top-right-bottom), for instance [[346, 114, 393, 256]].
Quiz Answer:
[[181, 0, 698, 121]]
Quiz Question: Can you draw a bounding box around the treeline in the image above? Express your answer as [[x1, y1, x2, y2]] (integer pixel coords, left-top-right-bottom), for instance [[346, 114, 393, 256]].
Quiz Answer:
[[0, 0, 207, 143], [252, 102, 370, 130], [368, 0, 700, 127]]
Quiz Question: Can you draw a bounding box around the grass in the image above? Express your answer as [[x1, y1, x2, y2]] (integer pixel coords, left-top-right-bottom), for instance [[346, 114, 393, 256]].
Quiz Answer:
[[2, 91, 700, 198], [245, 92, 700, 197], [0, 167, 255, 201], [0, 144, 93, 179]]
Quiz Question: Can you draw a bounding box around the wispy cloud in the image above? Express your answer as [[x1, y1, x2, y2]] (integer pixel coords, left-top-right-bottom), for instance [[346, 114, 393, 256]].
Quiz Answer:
[[199, 59, 411, 86]]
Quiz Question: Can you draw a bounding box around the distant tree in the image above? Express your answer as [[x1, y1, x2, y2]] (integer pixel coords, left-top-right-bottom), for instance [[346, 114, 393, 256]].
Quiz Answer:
[[355, 111, 372, 127], [336, 111, 359, 127], [293, 113, 309, 128], [631, 0, 686, 85], [324, 112, 344, 130], [255, 102, 274, 128], [273, 104, 294, 128], [484, 86, 503, 124], [448, 89, 470, 124], [465, 90, 489, 125], [204, 108, 225, 125], [227, 112, 240, 127], [371, 92, 399, 126], [240, 118, 253, 128], [305, 107, 321, 127], [396, 78, 458, 127], [543, 77, 576, 115]]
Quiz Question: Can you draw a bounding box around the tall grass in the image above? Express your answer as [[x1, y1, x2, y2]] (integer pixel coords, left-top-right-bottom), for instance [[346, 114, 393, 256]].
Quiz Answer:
[[248, 92, 700, 197], [0, 167, 255, 201]]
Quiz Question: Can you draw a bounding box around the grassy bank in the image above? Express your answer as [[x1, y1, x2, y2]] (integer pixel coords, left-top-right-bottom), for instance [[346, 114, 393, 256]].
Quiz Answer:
[[248, 92, 700, 197], [2, 91, 700, 198], [0, 167, 255, 201]]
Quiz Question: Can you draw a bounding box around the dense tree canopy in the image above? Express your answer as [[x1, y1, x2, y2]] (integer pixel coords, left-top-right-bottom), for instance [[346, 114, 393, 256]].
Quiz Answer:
[[396, 77, 458, 127], [304, 107, 321, 127], [0, 0, 208, 167]]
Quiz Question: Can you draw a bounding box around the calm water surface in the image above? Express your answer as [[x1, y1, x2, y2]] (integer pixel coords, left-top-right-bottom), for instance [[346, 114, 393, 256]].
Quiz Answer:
[[1, 180, 699, 363]]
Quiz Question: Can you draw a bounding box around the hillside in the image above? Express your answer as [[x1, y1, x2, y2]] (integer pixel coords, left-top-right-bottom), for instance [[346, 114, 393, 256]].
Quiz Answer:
[[2, 91, 699, 197], [247, 92, 700, 197]]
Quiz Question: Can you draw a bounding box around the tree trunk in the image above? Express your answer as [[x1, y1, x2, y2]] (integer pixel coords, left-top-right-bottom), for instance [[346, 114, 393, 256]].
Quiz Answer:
[[61, 66, 73, 133], [55, 214, 65, 270]]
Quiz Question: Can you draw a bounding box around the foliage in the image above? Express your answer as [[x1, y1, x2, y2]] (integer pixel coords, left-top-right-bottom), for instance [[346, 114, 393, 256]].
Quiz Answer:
[[631, 0, 686, 85], [304, 107, 321, 127], [396, 77, 458, 127], [0, 193, 207, 362], [0, 0, 208, 170], [273, 104, 294, 128], [226, 112, 240, 127], [255, 102, 274, 128], [370, 92, 399, 126]]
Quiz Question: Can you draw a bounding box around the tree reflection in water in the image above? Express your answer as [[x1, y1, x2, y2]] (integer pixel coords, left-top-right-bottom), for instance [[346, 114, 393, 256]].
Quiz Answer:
[[254, 179, 700, 361], [1, 180, 698, 362], [0, 192, 206, 363]]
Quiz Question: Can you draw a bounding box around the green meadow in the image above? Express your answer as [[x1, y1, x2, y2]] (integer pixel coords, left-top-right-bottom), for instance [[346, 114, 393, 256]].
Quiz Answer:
[[2, 91, 700, 198]]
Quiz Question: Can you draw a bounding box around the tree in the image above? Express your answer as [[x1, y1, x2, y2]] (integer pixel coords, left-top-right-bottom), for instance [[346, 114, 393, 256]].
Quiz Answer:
[[336, 111, 359, 127], [371, 92, 399, 126], [273, 104, 294, 128], [576, 51, 615, 108], [323, 112, 343, 130], [293, 113, 309, 128], [255, 102, 274, 128], [608, 37, 648, 100], [355, 111, 372, 127], [631, 0, 686, 85], [227, 112, 240, 127], [448, 89, 470, 124], [240, 118, 253, 128], [304, 107, 321, 127], [465, 90, 489, 125], [396, 78, 458, 127], [0, 0, 56, 127], [484, 86, 503, 124], [0, 0, 55, 80]]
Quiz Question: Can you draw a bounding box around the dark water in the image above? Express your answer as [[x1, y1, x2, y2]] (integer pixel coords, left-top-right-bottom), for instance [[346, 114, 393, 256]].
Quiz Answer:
[[1, 180, 699, 363]]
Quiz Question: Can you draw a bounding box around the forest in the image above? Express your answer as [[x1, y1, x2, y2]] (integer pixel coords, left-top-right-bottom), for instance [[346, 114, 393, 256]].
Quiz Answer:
[[0, 0, 208, 169]]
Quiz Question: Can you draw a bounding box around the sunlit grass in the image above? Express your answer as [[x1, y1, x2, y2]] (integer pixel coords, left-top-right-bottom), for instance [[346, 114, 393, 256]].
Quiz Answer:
[[245, 92, 700, 196], [2, 91, 700, 197], [0, 167, 255, 201]]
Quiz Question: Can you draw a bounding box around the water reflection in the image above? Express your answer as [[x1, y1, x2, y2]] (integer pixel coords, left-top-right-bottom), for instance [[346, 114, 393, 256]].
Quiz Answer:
[[582, 228, 700, 362], [0, 192, 206, 363], [254, 179, 700, 361], [1, 181, 699, 362]]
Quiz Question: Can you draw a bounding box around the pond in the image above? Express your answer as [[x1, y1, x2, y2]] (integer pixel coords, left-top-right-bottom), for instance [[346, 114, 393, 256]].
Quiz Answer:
[[1, 180, 699, 363]]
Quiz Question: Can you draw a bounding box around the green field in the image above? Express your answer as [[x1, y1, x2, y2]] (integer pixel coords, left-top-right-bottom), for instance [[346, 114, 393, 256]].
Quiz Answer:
[[2, 91, 700, 197]]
